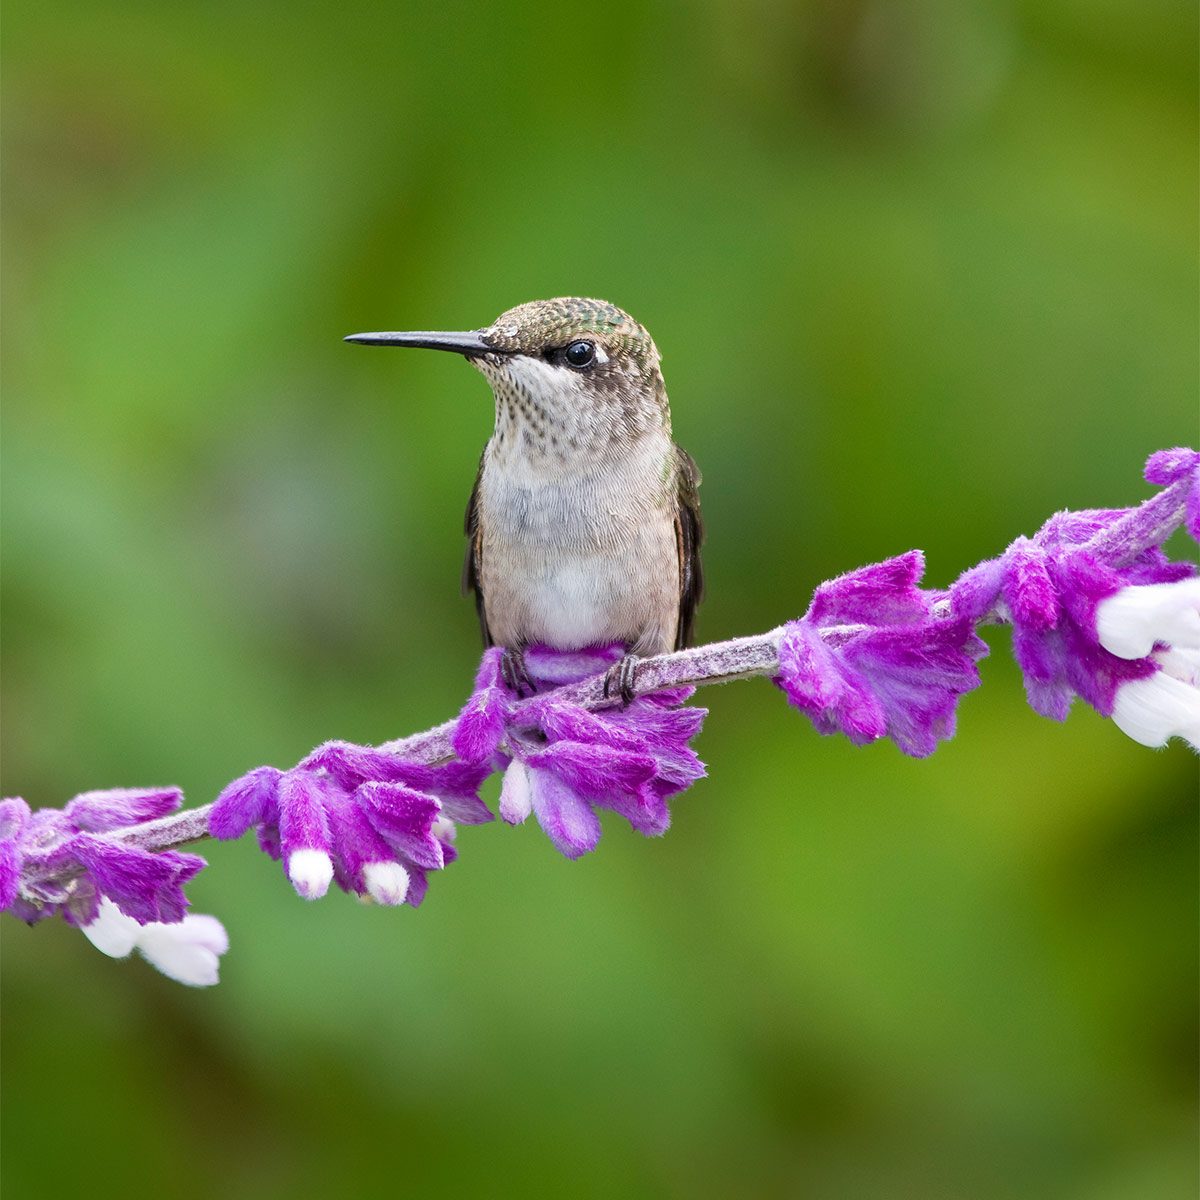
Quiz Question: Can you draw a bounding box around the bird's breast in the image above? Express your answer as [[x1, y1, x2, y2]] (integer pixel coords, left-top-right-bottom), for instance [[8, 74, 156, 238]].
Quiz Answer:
[[475, 435, 679, 652]]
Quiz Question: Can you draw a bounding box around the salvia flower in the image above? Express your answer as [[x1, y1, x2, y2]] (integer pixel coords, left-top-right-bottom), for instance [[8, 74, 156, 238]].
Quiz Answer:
[[83, 897, 228, 987], [951, 448, 1198, 738], [453, 644, 708, 859], [1095, 576, 1200, 749], [775, 551, 987, 757], [1, 788, 206, 927], [1, 788, 225, 984], [209, 743, 492, 906]]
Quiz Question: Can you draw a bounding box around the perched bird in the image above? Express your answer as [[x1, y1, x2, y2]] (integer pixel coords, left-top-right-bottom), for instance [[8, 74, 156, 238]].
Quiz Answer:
[[346, 297, 702, 697]]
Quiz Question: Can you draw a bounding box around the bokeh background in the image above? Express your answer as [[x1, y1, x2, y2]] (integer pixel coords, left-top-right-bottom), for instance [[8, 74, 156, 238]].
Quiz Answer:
[[3, 2, 1196, 1197]]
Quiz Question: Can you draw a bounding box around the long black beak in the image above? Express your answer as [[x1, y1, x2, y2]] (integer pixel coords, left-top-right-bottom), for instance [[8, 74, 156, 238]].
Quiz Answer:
[[343, 329, 504, 357]]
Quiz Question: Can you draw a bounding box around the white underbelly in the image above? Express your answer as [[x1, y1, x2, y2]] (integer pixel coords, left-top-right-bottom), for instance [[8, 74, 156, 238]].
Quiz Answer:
[[476, 435, 679, 652], [508, 553, 644, 647]]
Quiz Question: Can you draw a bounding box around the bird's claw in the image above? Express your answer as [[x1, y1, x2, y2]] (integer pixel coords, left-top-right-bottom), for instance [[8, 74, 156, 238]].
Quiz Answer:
[[602, 654, 642, 705], [500, 648, 536, 698]]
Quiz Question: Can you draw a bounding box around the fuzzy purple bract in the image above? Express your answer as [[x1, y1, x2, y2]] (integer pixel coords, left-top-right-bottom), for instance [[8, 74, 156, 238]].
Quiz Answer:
[[453, 643, 708, 860], [1145, 447, 1200, 541], [1, 788, 205, 927], [775, 551, 987, 756], [209, 741, 492, 905], [951, 448, 1198, 721]]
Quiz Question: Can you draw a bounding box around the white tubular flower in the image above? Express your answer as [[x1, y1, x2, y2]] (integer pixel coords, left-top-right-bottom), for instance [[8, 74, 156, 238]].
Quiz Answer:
[[498, 760, 533, 824], [1098, 578, 1200, 750], [362, 861, 410, 906], [286, 848, 334, 900], [82, 897, 229, 987], [1097, 577, 1200, 659]]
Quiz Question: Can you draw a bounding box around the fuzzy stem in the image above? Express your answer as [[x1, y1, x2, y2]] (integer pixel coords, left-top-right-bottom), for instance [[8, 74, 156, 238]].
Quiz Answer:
[[116, 628, 792, 853], [99, 470, 1196, 858], [1083, 475, 1191, 567]]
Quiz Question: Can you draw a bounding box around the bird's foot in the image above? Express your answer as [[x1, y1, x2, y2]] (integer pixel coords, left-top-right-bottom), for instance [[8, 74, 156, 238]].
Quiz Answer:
[[602, 654, 642, 705], [499, 647, 536, 698]]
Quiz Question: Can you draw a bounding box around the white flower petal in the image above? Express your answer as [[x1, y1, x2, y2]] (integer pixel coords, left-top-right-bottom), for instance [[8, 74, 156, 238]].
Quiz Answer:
[[498, 759, 533, 824], [287, 848, 334, 899], [81, 896, 140, 958], [136, 914, 229, 987], [362, 861, 410, 906], [1156, 646, 1200, 687], [1111, 671, 1200, 750], [82, 901, 230, 986], [1097, 578, 1200, 660]]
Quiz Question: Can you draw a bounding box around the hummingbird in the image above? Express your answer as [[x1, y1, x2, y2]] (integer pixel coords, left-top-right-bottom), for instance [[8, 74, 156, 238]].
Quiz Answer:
[[345, 297, 703, 698]]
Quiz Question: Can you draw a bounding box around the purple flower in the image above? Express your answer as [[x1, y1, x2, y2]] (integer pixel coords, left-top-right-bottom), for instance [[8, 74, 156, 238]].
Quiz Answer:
[[775, 551, 987, 757], [2, 787, 206, 927], [458, 644, 708, 860], [1, 787, 223, 984], [210, 741, 491, 905], [69, 834, 204, 925], [1145, 446, 1200, 540], [452, 646, 511, 764], [0, 797, 31, 911], [951, 449, 1198, 729], [64, 787, 183, 831]]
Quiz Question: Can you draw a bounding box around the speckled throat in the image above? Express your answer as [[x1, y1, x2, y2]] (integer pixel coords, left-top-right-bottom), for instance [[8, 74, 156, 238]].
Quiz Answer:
[[474, 352, 669, 478]]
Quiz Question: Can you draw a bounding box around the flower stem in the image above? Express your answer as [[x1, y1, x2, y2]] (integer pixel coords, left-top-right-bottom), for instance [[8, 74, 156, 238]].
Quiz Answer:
[[111, 468, 1195, 858], [118, 629, 791, 854], [1084, 476, 1191, 567]]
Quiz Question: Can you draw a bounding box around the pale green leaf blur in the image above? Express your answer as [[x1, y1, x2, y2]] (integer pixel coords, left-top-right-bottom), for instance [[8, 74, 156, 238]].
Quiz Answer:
[[2, 2, 1196, 1197]]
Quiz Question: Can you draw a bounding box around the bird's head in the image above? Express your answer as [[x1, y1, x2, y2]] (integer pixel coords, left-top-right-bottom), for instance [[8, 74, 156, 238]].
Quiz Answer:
[[346, 297, 670, 449]]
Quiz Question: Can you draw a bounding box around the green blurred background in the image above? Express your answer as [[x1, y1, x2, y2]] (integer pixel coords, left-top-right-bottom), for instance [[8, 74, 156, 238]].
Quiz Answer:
[[2, 2, 1196, 1196]]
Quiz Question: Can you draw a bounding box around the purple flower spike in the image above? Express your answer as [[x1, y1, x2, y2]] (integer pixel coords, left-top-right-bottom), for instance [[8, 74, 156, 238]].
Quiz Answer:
[[452, 646, 511, 764], [947, 449, 1198, 729], [9, 445, 1184, 964], [776, 553, 986, 756], [277, 772, 335, 899], [1144, 446, 1200, 539], [528, 768, 603, 860], [216, 738, 470, 906], [209, 767, 281, 840], [488, 650, 709, 857], [65, 788, 183, 832], [0, 798, 32, 910], [70, 835, 204, 925]]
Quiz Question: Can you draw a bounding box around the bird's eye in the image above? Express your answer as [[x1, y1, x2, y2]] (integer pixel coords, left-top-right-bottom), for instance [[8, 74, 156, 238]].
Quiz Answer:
[[564, 340, 595, 369]]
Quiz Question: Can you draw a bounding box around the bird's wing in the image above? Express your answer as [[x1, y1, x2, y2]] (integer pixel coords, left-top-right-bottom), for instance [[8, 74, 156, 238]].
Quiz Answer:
[[673, 444, 705, 650], [462, 452, 493, 647]]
